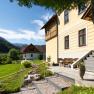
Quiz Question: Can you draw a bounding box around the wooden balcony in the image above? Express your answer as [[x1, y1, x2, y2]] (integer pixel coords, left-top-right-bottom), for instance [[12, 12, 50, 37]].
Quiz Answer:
[[45, 29, 57, 41]]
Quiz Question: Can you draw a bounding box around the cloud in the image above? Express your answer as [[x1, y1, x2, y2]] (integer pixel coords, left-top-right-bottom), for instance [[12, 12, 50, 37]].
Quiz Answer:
[[32, 20, 44, 27], [31, 13, 53, 28], [0, 28, 45, 41], [41, 13, 53, 21], [0, 13, 53, 43]]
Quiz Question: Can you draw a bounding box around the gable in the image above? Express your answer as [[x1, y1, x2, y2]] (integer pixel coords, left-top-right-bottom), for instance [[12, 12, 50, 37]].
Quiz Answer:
[[21, 44, 40, 53]]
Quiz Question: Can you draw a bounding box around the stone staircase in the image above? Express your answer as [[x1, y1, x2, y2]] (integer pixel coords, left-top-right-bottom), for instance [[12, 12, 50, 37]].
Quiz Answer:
[[46, 76, 71, 90], [84, 51, 94, 72], [32, 75, 72, 94]]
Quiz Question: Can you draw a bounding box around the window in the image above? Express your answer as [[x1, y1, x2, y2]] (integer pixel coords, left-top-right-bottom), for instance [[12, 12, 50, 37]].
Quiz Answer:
[[64, 35, 69, 49], [78, 4, 86, 15], [64, 10, 69, 24], [31, 54, 33, 57], [79, 28, 86, 47]]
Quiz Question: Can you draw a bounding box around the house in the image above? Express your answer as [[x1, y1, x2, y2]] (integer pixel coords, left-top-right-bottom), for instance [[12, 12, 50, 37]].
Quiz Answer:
[[42, 4, 94, 72], [35, 45, 46, 60], [21, 44, 46, 60]]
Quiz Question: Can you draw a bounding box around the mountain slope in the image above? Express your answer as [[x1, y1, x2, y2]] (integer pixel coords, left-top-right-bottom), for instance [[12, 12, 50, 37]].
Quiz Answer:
[[0, 37, 18, 53]]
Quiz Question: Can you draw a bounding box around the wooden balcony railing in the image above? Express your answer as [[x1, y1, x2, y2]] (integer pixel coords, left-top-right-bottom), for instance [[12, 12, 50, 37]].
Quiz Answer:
[[45, 30, 57, 41]]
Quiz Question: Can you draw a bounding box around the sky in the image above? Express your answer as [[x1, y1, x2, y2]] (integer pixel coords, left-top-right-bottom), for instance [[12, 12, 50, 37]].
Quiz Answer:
[[0, 0, 54, 45]]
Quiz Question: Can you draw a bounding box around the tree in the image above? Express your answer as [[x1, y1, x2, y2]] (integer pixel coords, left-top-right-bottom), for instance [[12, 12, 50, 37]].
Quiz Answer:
[[8, 48, 20, 60], [10, 0, 94, 22]]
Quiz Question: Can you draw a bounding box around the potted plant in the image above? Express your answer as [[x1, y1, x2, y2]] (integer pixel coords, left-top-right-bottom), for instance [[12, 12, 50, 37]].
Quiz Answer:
[[79, 62, 86, 80]]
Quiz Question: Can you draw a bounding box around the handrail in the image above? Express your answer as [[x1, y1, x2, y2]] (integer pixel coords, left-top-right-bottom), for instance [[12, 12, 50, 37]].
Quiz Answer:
[[71, 50, 94, 69]]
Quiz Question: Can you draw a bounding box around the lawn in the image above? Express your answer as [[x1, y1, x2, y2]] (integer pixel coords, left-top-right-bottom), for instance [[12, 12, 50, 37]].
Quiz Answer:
[[0, 60, 53, 93], [57, 85, 94, 94], [0, 64, 31, 93], [32, 60, 43, 64], [0, 64, 23, 77]]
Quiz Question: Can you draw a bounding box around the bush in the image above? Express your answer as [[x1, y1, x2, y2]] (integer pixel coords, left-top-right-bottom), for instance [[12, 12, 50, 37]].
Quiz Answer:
[[36, 63, 53, 79], [38, 54, 43, 60], [0, 54, 7, 64], [6, 57, 12, 64], [8, 49, 20, 60], [79, 62, 86, 80], [21, 60, 32, 68]]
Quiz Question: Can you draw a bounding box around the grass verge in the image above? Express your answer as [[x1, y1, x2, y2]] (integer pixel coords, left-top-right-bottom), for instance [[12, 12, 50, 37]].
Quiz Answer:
[[57, 85, 94, 94]]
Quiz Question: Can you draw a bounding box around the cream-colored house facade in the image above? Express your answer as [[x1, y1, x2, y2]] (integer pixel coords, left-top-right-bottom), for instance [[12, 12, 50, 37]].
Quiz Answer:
[[42, 5, 94, 71], [58, 6, 94, 59]]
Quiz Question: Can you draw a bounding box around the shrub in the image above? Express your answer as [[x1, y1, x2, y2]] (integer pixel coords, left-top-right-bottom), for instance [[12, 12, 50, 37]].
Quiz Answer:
[[6, 57, 12, 64], [36, 63, 53, 79], [0, 54, 7, 64], [79, 62, 86, 80], [21, 60, 32, 68], [8, 49, 20, 60], [38, 54, 43, 60]]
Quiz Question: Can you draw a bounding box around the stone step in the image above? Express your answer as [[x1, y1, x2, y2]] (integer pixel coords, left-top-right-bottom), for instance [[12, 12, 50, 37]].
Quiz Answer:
[[33, 80, 59, 94], [46, 76, 71, 90], [86, 57, 94, 60], [84, 60, 94, 64], [92, 52, 94, 55], [85, 66, 94, 72], [86, 58, 94, 61], [55, 73, 75, 83], [89, 54, 94, 57]]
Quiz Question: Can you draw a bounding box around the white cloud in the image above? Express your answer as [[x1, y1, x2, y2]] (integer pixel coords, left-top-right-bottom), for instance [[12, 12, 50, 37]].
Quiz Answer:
[[0, 28, 45, 41], [32, 20, 44, 27], [0, 13, 53, 43], [41, 13, 53, 21]]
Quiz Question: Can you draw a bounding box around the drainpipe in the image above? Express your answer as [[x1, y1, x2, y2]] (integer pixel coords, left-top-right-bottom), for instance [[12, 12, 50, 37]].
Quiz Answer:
[[56, 15, 59, 64]]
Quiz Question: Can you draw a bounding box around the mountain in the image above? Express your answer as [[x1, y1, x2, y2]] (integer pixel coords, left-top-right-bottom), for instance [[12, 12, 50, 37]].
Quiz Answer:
[[0, 37, 18, 53], [13, 43, 27, 48]]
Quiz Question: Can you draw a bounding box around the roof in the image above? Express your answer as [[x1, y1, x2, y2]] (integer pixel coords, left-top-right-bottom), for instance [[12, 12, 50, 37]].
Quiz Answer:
[[21, 43, 40, 53], [81, 5, 92, 20], [35, 45, 46, 53], [41, 14, 58, 29]]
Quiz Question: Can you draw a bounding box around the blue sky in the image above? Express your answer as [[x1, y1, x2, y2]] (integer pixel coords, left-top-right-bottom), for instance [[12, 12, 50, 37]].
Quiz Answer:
[[0, 0, 53, 45]]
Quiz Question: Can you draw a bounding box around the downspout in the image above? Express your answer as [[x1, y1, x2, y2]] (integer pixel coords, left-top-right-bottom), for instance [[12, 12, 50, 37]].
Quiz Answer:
[[56, 15, 59, 64]]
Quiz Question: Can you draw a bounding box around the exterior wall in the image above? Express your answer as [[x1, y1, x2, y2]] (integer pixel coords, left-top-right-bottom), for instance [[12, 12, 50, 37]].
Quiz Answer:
[[58, 8, 94, 59], [22, 53, 39, 60], [46, 37, 57, 64]]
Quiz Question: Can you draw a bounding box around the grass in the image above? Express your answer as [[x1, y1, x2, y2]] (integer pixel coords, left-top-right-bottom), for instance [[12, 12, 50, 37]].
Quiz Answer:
[[0, 64, 23, 77], [0, 60, 52, 93], [32, 59, 44, 64], [0, 64, 31, 93], [57, 85, 94, 94]]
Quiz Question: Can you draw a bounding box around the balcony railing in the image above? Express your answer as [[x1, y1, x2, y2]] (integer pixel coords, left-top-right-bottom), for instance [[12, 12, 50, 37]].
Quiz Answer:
[[45, 30, 57, 41]]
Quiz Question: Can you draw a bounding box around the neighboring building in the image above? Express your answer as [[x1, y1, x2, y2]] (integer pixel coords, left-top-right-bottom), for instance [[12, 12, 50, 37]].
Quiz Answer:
[[35, 45, 46, 60], [42, 4, 94, 72], [21, 44, 46, 60]]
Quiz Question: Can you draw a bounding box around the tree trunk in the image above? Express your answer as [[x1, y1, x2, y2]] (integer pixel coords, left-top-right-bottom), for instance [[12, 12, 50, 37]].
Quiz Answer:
[[91, 0, 94, 23]]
